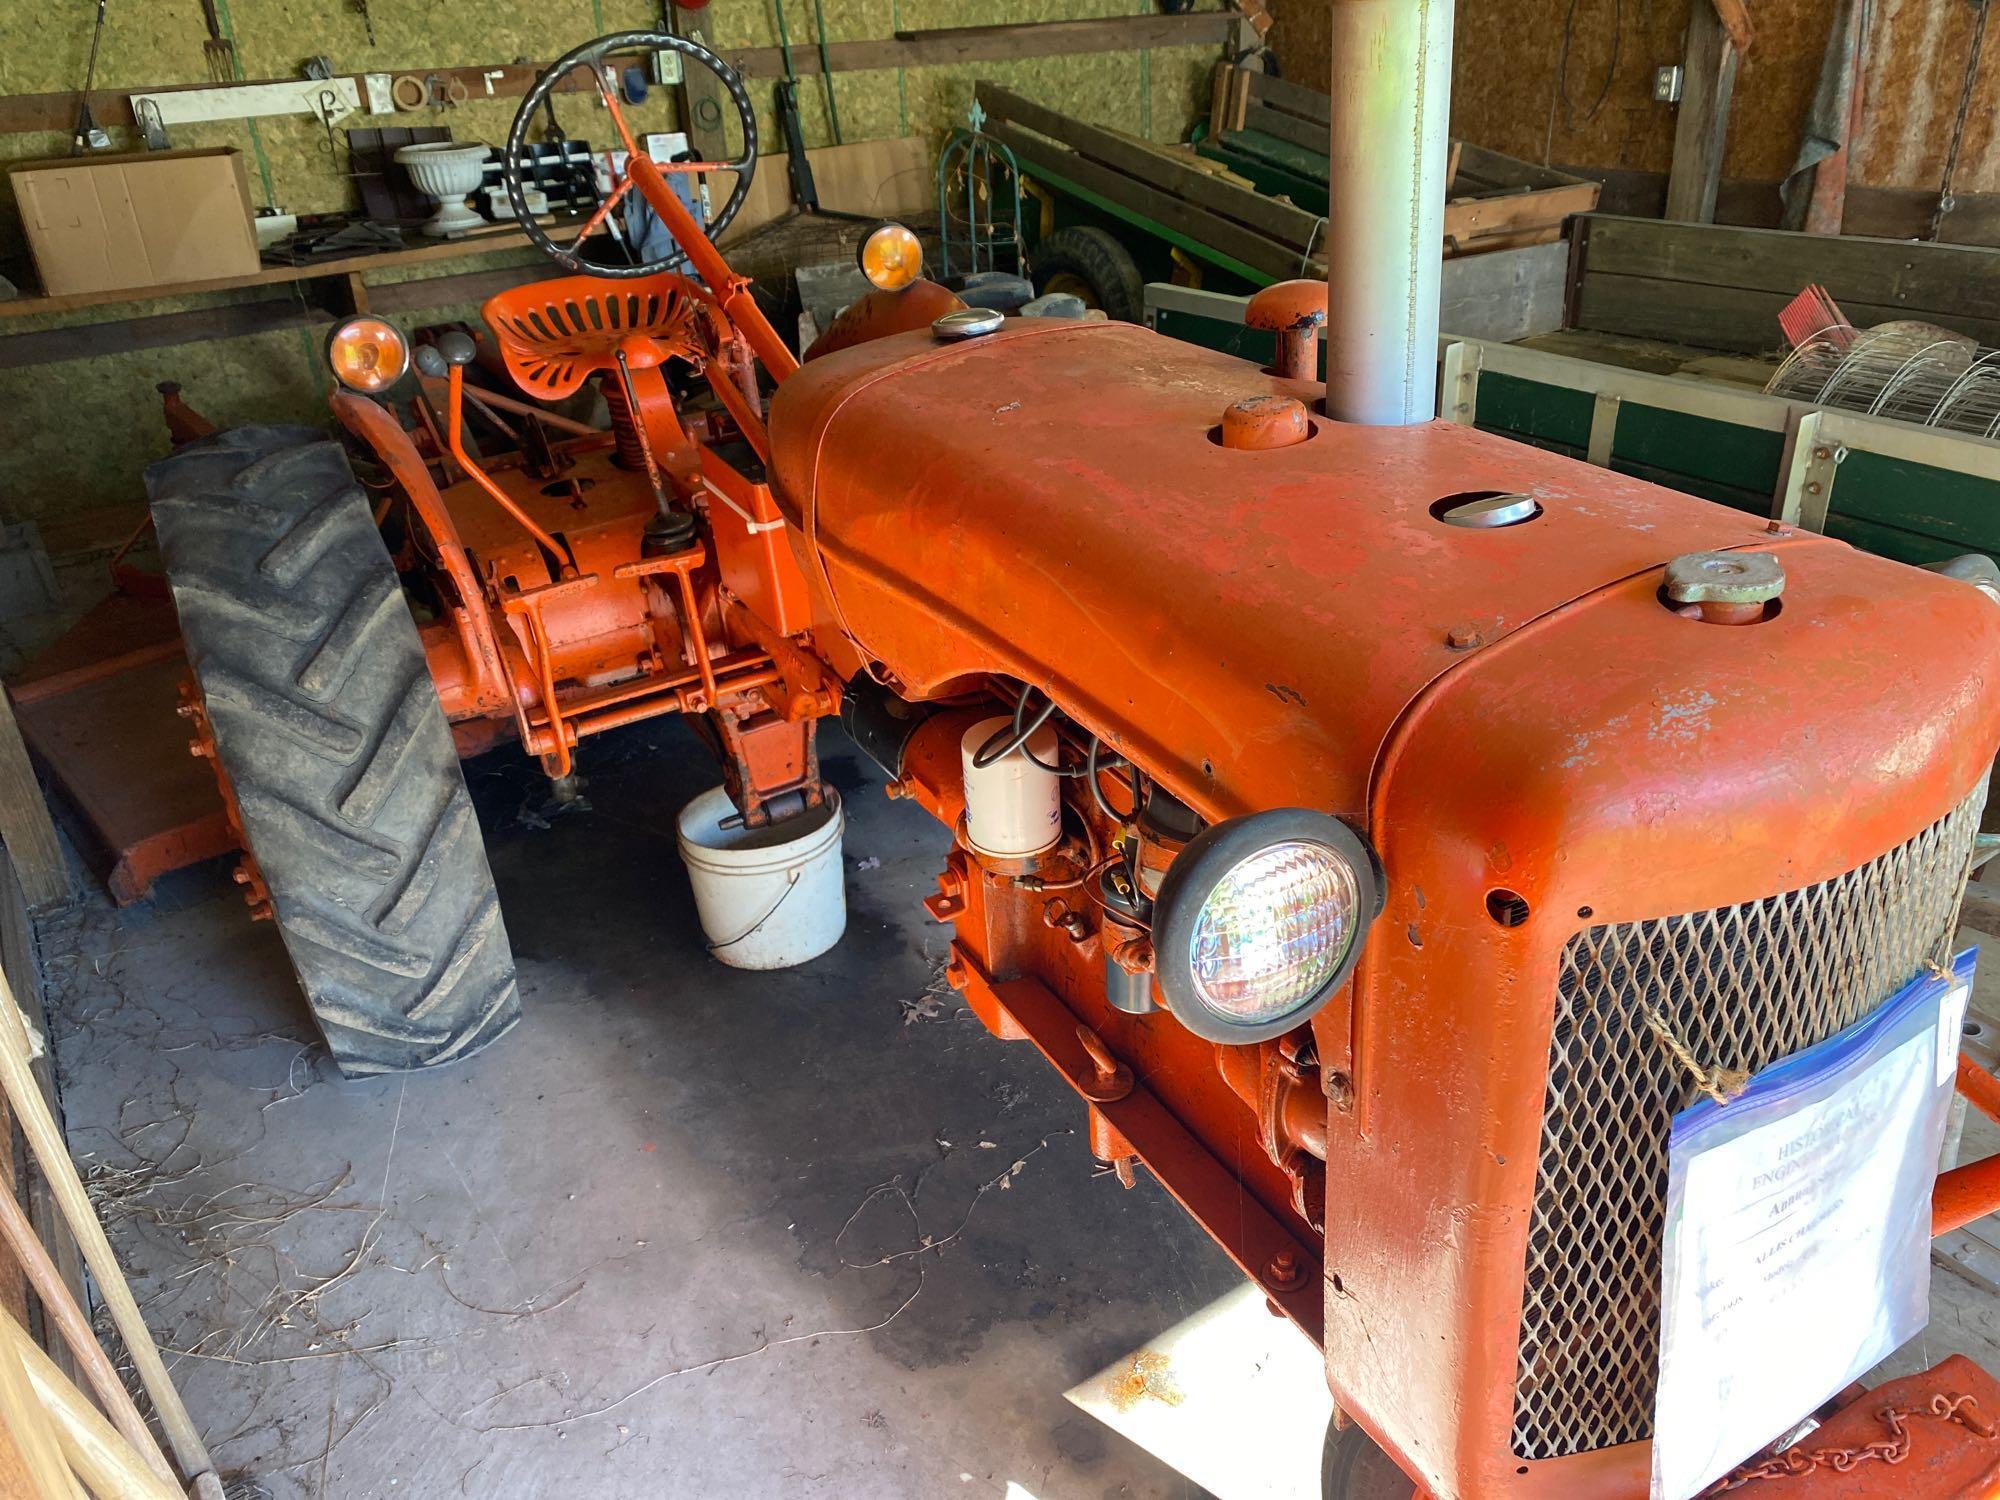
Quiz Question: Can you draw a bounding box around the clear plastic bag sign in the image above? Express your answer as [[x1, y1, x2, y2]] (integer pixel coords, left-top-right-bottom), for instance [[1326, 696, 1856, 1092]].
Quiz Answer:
[[1652, 952, 1972, 1500]]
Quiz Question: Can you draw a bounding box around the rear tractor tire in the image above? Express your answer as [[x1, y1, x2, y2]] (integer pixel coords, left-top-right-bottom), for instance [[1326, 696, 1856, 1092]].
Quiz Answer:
[[147, 427, 521, 1076]]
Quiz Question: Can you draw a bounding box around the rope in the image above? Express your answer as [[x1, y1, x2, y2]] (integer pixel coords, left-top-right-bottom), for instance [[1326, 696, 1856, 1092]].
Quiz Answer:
[[1641, 1005, 1750, 1106]]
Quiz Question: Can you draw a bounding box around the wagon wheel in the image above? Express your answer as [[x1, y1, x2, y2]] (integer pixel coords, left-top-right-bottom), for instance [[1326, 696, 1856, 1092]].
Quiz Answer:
[[148, 428, 521, 1076]]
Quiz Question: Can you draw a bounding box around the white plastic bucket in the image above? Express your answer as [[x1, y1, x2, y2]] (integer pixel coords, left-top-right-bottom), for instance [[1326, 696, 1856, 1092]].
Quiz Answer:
[[675, 786, 846, 969]]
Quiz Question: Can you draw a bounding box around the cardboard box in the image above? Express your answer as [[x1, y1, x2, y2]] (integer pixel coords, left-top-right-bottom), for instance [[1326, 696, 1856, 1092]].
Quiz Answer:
[[10, 148, 260, 298]]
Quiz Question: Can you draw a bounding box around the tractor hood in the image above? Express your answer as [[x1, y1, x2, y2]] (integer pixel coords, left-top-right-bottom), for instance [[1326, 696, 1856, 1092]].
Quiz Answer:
[[766, 319, 2000, 839]]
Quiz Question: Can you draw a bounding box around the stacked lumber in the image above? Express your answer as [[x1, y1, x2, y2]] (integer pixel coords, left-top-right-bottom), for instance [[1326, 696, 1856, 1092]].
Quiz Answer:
[[1201, 67, 1601, 257], [977, 83, 1334, 284], [976, 69, 1598, 287]]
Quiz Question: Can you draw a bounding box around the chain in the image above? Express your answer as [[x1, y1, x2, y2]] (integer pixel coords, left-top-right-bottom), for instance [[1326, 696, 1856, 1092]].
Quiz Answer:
[[1710, 1394, 1997, 1491]]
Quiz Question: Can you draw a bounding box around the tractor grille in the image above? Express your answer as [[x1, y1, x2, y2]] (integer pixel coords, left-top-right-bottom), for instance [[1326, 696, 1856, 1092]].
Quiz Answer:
[[1510, 788, 1984, 1461]]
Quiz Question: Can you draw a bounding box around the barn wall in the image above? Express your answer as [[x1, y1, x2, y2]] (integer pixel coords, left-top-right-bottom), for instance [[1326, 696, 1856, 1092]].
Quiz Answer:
[[1267, 0, 1998, 198]]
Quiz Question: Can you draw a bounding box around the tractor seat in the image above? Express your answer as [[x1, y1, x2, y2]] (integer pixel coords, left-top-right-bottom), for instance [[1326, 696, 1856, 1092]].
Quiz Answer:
[[483, 271, 707, 402]]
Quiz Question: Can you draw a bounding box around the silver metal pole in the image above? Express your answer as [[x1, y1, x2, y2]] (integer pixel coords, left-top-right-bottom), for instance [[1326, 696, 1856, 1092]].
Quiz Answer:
[[1323, 0, 1455, 426]]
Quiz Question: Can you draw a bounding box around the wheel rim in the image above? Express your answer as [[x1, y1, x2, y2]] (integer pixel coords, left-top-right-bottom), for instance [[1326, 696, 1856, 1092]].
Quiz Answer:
[[1043, 271, 1099, 309]]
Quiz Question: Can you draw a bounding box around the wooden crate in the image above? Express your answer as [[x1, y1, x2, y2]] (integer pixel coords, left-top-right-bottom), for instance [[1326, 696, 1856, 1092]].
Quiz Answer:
[[1568, 213, 2000, 356]]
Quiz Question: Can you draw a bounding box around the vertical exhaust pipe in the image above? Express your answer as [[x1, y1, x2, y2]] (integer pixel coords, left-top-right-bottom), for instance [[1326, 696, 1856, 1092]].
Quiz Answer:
[[1323, 0, 1456, 426]]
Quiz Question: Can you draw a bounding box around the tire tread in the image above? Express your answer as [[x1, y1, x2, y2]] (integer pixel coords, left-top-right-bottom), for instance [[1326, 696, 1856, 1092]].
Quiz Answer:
[[148, 428, 519, 1075]]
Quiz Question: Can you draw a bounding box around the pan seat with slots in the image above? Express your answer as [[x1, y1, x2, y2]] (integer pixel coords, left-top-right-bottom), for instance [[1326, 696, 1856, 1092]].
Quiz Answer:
[[483, 272, 709, 401]]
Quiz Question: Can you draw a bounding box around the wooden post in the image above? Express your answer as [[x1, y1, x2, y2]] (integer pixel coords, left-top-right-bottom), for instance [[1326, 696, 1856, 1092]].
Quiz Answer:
[[0, 690, 66, 912], [0, 963, 214, 1491], [0, 852, 86, 1400], [0, 1184, 177, 1483], [1665, 1, 1740, 224], [1805, 0, 1868, 236], [673, 6, 732, 168], [0, 1311, 186, 1500]]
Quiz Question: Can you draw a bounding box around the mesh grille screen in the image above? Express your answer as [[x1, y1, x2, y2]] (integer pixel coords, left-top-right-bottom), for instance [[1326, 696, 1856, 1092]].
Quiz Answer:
[[1511, 788, 1985, 1460]]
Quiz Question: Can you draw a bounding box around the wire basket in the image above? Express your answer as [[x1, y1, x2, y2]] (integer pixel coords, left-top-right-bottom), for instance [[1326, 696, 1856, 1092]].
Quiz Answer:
[[1765, 322, 2000, 439]]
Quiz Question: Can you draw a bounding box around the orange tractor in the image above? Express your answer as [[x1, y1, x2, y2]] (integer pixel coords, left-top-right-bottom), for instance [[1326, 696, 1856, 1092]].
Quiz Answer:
[[143, 21, 2000, 1500]]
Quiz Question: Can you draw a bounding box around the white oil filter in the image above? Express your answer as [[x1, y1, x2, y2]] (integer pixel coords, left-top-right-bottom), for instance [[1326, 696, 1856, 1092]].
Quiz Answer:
[[962, 715, 1062, 858]]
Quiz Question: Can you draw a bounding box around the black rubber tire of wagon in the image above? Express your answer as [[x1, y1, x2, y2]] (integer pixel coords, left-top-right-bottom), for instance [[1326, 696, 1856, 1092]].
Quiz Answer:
[[1029, 225, 1146, 323], [146, 426, 521, 1077], [1323, 1418, 1421, 1500]]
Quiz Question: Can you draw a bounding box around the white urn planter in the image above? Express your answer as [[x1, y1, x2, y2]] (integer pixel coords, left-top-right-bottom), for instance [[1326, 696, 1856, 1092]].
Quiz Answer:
[[395, 142, 490, 237]]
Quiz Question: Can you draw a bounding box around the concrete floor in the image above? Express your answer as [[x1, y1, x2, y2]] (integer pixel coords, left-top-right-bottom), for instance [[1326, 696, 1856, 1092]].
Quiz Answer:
[[30, 716, 2000, 1498], [37, 724, 1240, 1499]]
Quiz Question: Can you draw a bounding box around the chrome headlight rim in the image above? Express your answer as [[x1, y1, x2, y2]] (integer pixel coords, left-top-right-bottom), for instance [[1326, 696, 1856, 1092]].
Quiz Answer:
[[325, 315, 412, 395], [1152, 808, 1382, 1044]]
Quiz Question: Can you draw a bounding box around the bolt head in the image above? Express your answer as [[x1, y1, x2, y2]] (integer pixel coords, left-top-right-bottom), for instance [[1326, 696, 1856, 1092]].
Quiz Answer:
[[1663, 550, 1786, 605], [1446, 623, 1483, 650]]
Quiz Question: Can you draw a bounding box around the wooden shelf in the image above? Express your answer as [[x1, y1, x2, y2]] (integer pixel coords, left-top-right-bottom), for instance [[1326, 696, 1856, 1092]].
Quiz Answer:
[[0, 222, 555, 321]]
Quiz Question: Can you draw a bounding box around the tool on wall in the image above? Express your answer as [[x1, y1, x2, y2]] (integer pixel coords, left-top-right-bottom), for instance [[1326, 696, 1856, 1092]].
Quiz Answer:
[[350, 0, 376, 45], [775, 78, 871, 222], [771, 0, 845, 146], [69, 0, 112, 154], [775, 80, 821, 210], [198, 0, 236, 81], [136, 96, 171, 150]]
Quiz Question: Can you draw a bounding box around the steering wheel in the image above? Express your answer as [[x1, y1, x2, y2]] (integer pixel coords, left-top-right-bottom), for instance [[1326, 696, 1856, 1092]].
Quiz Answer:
[[504, 31, 758, 278]]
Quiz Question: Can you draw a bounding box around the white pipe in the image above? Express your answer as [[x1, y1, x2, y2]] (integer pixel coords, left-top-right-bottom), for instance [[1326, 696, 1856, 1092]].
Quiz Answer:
[[1323, 0, 1456, 426]]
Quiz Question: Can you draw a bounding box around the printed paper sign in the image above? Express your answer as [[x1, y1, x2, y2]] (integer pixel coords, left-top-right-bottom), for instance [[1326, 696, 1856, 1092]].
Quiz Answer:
[[1652, 956, 1972, 1500]]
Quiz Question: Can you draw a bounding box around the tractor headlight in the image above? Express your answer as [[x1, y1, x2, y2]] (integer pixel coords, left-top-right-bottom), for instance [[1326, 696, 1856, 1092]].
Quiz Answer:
[[327, 317, 410, 394], [1153, 810, 1381, 1044], [858, 222, 924, 292]]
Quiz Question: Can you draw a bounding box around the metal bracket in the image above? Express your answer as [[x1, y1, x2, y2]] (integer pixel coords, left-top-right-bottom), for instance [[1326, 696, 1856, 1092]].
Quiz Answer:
[[1586, 391, 1622, 468], [1440, 340, 1483, 425], [1774, 409, 1842, 532]]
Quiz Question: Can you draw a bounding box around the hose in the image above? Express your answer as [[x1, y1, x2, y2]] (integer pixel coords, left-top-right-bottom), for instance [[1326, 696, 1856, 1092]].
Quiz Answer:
[[972, 685, 1059, 769]]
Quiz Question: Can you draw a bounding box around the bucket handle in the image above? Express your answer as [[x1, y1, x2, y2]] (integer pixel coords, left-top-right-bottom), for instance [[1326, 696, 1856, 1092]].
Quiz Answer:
[[706, 867, 803, 954]]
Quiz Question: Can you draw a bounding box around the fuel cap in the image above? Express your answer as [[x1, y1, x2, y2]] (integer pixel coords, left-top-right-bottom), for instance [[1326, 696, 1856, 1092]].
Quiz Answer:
[[933, 308, 1004, 341]]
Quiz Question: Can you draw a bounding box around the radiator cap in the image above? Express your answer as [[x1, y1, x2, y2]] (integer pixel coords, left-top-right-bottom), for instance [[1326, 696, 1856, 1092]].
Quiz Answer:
[[1664, 551, 1786, 604]]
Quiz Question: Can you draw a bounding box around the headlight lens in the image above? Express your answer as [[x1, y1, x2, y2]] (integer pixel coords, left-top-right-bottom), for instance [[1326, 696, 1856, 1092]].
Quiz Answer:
[[327, 317, 410, 393], [1188, 840, 1361, 1022], [858, 222, 924, 291], [1153, 809, 1381, 1043]]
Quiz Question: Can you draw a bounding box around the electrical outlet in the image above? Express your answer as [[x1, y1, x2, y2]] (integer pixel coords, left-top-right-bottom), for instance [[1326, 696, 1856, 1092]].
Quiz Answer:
[[1652, 64, 1684, 103]]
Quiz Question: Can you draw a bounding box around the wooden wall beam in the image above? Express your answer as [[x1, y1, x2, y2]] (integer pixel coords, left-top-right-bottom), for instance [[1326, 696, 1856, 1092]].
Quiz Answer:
[[0, 14, 1231, 136], [0, 696, 65, 913], [1665, 1, 1740, 224]]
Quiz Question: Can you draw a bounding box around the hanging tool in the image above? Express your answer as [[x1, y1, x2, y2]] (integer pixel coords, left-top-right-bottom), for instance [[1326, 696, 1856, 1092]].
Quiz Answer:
[[772, 0, 844, 153], [775, 79, 820, 211], [136, 96, 171, 150], [514, 54, 564, 141], [350, 0, 375, 45], [69, 0, 112, 155], [810, 0, 844, 144], [198, 0, 236, 82], [313, 87, 342, 155]]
